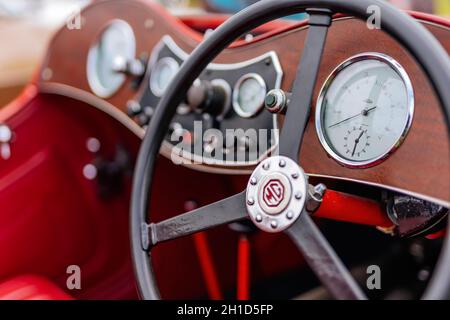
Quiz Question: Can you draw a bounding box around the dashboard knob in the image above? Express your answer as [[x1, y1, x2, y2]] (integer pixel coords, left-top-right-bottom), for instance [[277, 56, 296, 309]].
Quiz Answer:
[[265, 89, 289, 114], [186, 79, 229, 116], [113, 56, 145, 77], [137, 113, 150, 126], [168, 122, 184, 136], [126, 100, 142, 117]]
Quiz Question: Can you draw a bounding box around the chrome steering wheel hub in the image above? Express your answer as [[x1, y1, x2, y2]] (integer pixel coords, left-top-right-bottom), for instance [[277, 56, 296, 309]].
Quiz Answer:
[[246, 156, 308, 233]]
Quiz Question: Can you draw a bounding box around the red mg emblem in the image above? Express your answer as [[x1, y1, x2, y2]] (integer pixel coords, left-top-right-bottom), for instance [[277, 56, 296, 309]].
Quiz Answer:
[[262, 179, 285, 207]]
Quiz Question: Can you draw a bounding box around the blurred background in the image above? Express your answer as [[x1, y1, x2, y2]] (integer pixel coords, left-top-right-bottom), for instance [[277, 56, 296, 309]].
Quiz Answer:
[[0, 0, 448, 106]]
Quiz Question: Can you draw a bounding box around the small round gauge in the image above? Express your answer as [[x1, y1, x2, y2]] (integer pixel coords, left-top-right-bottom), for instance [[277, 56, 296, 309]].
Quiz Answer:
[[233, 73, 267, 118], [316, 53, 414, 168], [150, 57, 179, 97], [87, 20, 136, 98]]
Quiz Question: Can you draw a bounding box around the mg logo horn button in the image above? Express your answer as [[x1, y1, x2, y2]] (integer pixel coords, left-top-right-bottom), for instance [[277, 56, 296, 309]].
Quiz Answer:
[[246, 156, 308, 233]]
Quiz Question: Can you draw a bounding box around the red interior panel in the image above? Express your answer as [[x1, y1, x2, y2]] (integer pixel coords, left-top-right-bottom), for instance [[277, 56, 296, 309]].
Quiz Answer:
[[0, 93, 304, 299], [0, 275, 73, 300]]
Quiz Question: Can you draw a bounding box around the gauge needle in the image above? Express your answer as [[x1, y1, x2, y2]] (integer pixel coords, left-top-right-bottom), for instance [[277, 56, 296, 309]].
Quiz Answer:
[[352, 130, 365, 157], [328, 106, 377, 128]]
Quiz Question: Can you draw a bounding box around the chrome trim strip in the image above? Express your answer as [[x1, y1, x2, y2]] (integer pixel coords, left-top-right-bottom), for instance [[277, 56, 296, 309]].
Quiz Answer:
[[39, 83, 145, 138], [417, 19, 450, 32], [157, 35, 282, 75]]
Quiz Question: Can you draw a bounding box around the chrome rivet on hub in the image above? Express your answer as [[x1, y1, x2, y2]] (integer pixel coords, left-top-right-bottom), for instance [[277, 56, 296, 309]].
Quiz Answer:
[[247, 197, 255, 206], [263, 162, 270, 170], [295, 192, 303, 200], [286, 211, 294, 220], [291, 172, 299, 179], [250, 177, 257, 185], [279, 159, 286, 168], [270, 220, 278, 229], [255, 214, 263, 222]]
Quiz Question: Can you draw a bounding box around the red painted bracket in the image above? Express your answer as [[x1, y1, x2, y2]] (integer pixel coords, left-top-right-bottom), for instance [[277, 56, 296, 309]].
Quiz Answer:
[[315, 189, 393, 228]]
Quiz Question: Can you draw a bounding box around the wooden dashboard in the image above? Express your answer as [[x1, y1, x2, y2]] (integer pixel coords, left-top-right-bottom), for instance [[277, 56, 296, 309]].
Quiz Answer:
[[35, 0, 450, 206]]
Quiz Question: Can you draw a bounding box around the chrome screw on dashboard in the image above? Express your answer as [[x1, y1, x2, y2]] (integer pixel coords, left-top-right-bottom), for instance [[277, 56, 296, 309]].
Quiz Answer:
[[313, 184, 327, 198]]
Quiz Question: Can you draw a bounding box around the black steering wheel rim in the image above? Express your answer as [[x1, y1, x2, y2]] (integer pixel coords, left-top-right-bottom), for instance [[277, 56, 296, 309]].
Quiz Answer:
[[131, 0, 450, 300]]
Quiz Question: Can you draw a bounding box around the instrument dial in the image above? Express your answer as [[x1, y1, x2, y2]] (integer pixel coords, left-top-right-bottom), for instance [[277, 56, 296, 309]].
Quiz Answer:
[[233, 73, 267, 118], [87, 20, 136, 98], [343, 126, 370, 158], [316, 53, 414, 167], [150, 57, 179, 97]]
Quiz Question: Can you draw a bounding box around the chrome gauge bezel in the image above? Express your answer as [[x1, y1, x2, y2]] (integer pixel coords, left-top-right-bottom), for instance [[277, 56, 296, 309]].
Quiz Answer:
[[87, 20, 136, 98], [315, 52, 415, 168], [149, 56, 180, 97], [232, 73, 267, 118]]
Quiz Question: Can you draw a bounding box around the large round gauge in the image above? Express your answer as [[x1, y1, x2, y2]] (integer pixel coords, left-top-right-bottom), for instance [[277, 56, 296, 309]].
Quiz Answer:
[[87, 20, 136, 98], [150, 57, 179, 97], [316, 53, 414, 168], [233, 73, 267, 118]]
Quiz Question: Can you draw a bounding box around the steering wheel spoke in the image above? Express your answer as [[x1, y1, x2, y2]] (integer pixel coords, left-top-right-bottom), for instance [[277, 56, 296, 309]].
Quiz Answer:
[[145, 192, 247, 248], [279, 9, 332, 160], [286, 211, 367, 300]]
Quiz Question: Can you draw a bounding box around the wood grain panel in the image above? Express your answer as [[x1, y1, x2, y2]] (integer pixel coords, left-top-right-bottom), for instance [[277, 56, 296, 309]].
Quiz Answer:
[[37, 0, 450, 204], [298, 19, 450, 204]]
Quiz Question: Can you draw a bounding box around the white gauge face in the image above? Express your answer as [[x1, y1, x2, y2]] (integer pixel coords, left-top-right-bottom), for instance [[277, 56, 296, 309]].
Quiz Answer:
[[316, 54, 414, 167], [233, 73, 267, 118], [87, 20, 136, 98], [150, 57, 179, 97]]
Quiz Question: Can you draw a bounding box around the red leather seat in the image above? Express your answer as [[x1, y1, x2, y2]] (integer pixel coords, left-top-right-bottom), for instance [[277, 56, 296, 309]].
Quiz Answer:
[[0, 275, 73, 300]]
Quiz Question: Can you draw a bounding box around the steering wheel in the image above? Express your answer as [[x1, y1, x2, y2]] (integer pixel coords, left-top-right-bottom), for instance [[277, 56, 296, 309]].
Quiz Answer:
[[130, 0, 450, 300]]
